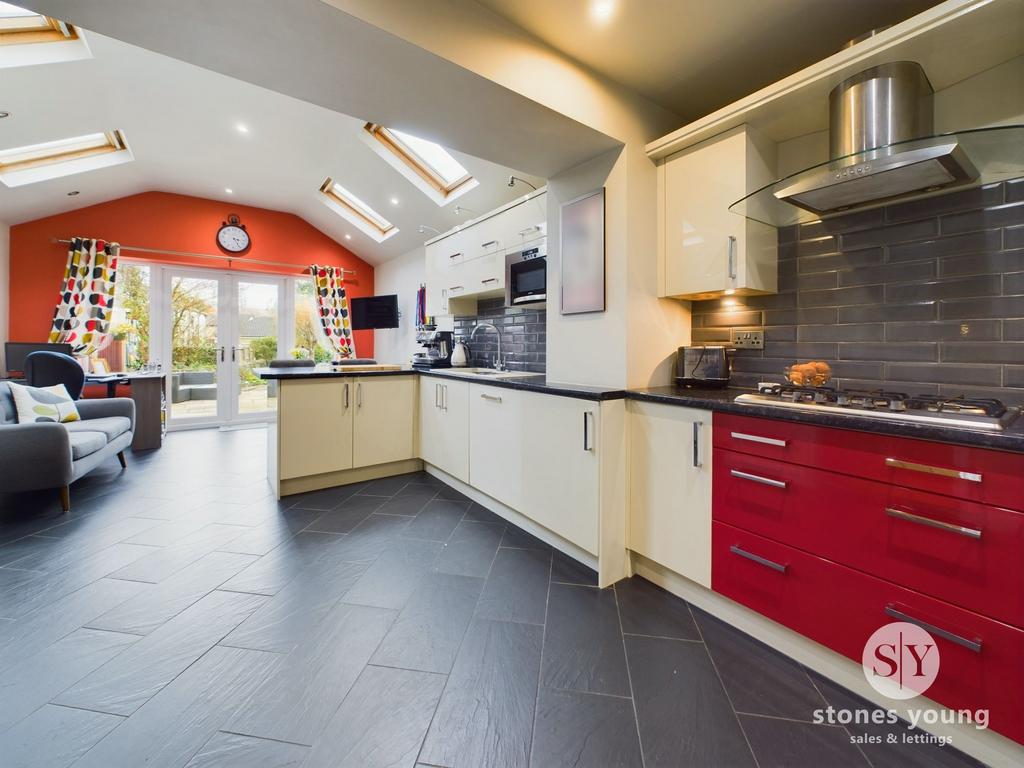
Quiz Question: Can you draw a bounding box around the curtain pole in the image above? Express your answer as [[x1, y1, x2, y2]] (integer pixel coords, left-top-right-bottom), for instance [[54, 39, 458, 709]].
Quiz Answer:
[[50, 238, 357, 277]]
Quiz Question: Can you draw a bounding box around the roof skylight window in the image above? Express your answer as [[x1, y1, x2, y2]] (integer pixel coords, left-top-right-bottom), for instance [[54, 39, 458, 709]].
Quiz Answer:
[[319, 178, 398, 243], [0, 130, 133, 187], [363, 123, 477, 205]]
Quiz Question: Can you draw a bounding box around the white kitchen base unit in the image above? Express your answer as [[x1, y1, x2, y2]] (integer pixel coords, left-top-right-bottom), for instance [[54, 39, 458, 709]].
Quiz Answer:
[[630, 552, 1022, 768]]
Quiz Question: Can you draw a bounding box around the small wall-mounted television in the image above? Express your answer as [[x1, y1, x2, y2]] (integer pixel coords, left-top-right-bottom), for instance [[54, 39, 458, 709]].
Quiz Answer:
[[350, 294, 399, 330]]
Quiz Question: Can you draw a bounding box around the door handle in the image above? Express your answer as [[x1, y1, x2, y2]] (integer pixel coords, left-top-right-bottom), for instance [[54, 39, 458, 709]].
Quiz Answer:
[[449, 252, 462, 260], [449, 285, 464, 293], [885, 507, 982, 539], [730, 469, 787, 489], [884, 606, 982, 653], [480, 393, 502, 403], [344, 382, 350, 409], [727, 235, 737, 279], [482, 277, 498, 284], [219, 346, 225, 362], [435, 383, 441, 409], [583, 411, 594, 452], [730, 431, 787, 447], [356, 382, 362, 408], [885, 457, 982, 483], [481, 240, 499, 249], [442, 384, 448, 411], [692, 421, 702, 468], [730, 545, 787, 573]]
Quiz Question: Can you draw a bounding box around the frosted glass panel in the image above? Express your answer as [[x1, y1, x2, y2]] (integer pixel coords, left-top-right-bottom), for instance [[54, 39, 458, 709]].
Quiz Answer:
[[560, 189, 605, 315]]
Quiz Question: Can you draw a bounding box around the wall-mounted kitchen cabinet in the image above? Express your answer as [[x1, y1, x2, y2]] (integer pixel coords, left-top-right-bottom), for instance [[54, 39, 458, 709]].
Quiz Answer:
[[425, 189, 546, 317], [419, 377, 469, 482], [658, 125, 777, 301], [628, 401, 712, 587]]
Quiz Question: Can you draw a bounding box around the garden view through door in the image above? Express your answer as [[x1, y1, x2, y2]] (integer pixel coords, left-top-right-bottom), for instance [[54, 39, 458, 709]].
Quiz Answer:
[[168, 273, 222, 423], [235, 278, 282, 417]]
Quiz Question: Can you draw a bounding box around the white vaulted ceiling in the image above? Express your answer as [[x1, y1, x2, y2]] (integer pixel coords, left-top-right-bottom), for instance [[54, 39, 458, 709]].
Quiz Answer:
[[0, 28, 544, 264]]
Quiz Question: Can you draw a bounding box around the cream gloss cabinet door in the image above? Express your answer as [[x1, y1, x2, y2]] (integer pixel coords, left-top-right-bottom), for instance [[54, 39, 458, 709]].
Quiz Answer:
[[662, 124, 776, 299], [352, 376, 418, 468], [279, 379, 353, 479], [418, 377, 470, 482], [469, 384, 522, 509], [521, 392, 599, 555], [628, 401, 712, 587]]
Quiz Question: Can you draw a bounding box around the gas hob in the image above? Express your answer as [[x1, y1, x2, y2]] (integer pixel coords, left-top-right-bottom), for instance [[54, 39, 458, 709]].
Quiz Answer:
[[735, 385, 1021, 432]]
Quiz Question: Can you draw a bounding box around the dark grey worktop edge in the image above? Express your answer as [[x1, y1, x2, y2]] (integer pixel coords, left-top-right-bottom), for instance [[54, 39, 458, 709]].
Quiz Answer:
[[626, 387, 1024, 455], [418, 369, 626, 401], [256, 367, 418, 380]]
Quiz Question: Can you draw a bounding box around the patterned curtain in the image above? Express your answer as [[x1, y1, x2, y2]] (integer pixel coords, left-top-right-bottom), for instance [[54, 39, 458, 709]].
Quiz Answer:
[[311, 265, 356, 359], [49, 237, 119, 356]]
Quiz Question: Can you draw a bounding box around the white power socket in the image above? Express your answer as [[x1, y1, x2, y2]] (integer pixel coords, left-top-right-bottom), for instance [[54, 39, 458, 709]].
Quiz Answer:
[[730, 329, 764, 349]]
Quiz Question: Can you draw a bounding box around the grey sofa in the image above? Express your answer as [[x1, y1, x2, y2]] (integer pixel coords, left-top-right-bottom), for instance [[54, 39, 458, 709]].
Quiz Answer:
[[0, 382, 135, 511]]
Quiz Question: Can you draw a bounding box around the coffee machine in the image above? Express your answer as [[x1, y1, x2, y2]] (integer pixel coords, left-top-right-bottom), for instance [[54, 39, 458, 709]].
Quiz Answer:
[[412, 329, 454, 369]]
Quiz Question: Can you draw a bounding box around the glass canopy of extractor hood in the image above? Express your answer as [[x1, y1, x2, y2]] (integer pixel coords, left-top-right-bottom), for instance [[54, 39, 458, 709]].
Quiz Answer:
[[728, 124, 1024, 228]]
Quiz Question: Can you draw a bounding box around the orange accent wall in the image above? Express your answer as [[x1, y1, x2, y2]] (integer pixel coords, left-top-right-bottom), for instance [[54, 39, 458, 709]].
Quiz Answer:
[[8, 190, 375, 357]]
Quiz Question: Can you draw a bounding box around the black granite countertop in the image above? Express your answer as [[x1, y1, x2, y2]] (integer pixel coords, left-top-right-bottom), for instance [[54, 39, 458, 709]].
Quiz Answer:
[[419, 369, 626, 402], [627, 386, 1024, 454], [256, 367, 416, 380]]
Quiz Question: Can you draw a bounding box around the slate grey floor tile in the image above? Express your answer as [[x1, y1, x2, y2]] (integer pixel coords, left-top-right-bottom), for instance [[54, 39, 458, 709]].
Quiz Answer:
[[305, 496, 385, 533], [122, 512, 229, 548], [500, 525, 551, 551], [396, 481, 441, 500], [476, 546, 551, 625], [219, 558, 367, 652], [616, 576, 700, 640], [541, 583, 631, 697], [0, 542, 157, 619], [184, 732, 309, 768], [550, 550, 597, 586], [321, 512, 412, 563], [403, 499, 469, 542], [694, 607, 827, 721], [809, 672, 985, 768], [287, 483, 362, 511], [420, 619, 543, 768], [0, 515, 159, 571], [738, 714, 870, 768], [227, 602, 396, 746], [304, 664, 446, 768], [434, 520, 504, 577], [0, 704, 123, 768], [55, 589, 265, 715], [463, 500, 506, 525], [86, 550, 257, 635], [626, 634, 756, 768], [0, 627, 138, 732], [109, 524, 249, 583], [72, 645, 280, 768], [375, 492, 436, 517], [356, 473, 419, 497], [215, 508, 321, 556], [434, 485, 472, 502], [530, 688, 643, 768], [342, 537, 444, 610], [370, 571, 483, 674], [218, 531, 341, 595]]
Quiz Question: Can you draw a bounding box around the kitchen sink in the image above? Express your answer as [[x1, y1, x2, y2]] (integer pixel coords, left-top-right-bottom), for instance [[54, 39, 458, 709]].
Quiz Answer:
[[441, 368, 538, 379]]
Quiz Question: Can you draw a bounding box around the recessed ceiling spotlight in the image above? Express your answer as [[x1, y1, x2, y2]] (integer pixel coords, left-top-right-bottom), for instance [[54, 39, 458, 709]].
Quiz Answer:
[[235, 122, 250, 134], [344, 234, 352, 240], [225, 187, 233, 194], [0, 111, 10, 119], [590, 0, 615, 23], [67, 190, 80, 196], [390, 197, 399, 205]]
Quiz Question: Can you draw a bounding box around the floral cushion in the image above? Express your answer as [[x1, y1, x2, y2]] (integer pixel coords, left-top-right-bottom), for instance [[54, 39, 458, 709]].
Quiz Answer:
[[8, 382, 81, 424]]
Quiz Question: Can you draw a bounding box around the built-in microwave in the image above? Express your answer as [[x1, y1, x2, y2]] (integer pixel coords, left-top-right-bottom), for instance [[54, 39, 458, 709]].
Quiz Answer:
[[505, 240, 546, 306]]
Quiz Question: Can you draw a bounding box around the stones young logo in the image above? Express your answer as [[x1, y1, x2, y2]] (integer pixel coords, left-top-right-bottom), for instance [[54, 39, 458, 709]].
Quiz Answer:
[[862, 622, 940, 700]]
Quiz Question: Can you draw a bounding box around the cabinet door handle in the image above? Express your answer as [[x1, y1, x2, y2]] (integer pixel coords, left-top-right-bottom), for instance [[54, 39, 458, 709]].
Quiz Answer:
[[449, 285, 464, 293], [692, 421, 702, 468], [884, 606, 982, 653], [519, 225, 541, 236], [481, 240, 499, 249], [480, 393, 502, 403], [356, 382, 362, 408], [449, 252, 463, 260], [727, 235, 737, 279], [344, 383, 350, 409], [482, 277, 498, 284], [730, 545, 787, 573], [583, 411, 595, 452], [730, 469, 787, 489], [730, 431, 787, 447], [885, 457, 982, 483], [442, 384, 448, 411], [885, 507, 982, 540], [435, 383, 441, 409]]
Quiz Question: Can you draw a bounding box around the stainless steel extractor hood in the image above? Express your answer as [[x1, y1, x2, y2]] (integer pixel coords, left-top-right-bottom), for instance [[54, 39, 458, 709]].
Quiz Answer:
[[775, 61, 979, 215]]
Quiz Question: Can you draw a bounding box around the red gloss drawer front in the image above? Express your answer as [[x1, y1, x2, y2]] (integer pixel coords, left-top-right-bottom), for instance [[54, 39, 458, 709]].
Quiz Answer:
[[713, 448, 1024, 628], [712, 522, 1024, 744], [713, 413, 1024, 511]]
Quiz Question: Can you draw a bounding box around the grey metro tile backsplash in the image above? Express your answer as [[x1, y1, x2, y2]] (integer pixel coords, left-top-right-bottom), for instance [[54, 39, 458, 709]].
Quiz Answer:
[[453, 297, 546, 373], [690, 179, 1024, 405]]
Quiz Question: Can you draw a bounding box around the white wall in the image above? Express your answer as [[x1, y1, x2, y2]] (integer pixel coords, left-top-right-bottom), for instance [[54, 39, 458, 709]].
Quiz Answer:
[[373, 245, 426, 364], [0, 222, 8, 375]]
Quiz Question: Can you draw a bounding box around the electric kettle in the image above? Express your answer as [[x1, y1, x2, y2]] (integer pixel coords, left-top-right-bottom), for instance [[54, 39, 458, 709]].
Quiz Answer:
[[451, 340, 470, 368]]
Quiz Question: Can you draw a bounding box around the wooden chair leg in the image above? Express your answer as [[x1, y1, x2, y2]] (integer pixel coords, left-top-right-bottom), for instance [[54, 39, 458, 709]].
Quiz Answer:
[[117, 451, 127, 469], [59, 486, 70, 513]]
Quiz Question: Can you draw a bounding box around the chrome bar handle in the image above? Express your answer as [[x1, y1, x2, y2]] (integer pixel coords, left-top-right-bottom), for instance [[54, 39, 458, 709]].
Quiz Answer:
[[482, 277, 498, 284], [731, 431, 787, 447], [583, 411, 594, 452], [442, 384, 448, 411], [730, 545, 787, 573], [480, 393, 502, 403], [449, 252, 462, 260], [884, 606, 982, 653], [344, 383, 350, 409], [727, 235, 737, 279], [885, 457, 982, 483], [730, 469, 787, 489], [434, 383, 440, 409], [356, 382, 362, 408], [481, 240, 499, 249], [692, 421, 702, 468], [885, 507, 982, 540]]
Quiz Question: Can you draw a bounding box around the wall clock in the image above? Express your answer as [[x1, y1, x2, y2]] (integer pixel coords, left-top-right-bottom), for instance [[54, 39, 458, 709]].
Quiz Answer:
[[217, 214, 251, 253]]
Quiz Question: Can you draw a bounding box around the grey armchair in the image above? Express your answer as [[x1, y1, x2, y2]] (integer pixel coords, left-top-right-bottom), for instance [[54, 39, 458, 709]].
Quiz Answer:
[[0, 382, 135, 511]]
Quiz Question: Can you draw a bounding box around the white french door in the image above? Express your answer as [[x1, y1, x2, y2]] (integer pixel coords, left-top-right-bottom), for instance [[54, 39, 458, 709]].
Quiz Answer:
[[154, 266, 297, 428]]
